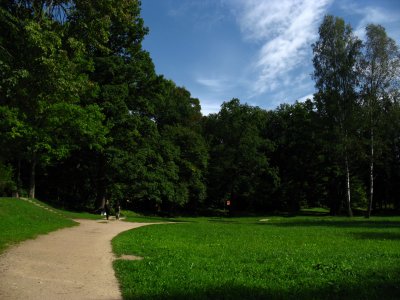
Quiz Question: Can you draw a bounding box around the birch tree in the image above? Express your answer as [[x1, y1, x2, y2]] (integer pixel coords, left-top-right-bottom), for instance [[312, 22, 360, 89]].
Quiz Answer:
[[361, 24, 400, 218], [312, 15, 362, 216]]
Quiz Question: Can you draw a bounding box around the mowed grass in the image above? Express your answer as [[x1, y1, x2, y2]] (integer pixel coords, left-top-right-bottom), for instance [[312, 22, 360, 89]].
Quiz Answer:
[[113, 216, 400, 300], [0, 198, 77, 253]]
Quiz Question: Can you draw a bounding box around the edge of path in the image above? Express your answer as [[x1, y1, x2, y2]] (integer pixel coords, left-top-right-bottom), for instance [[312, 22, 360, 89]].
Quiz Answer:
[[0, 217, 167, 300]]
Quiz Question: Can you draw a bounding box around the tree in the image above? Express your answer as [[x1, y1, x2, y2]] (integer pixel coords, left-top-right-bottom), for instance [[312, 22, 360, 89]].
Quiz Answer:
[[360, 24, 400, 217], [153, 78, 203, 129], [0, 161, 15, 196], [204, 99, 279, 211], [266, 100, 325, 212], [312, 15, 362, 216], [0, 1, 107, 199], [64, 0, 154, 208], [0, 105, 26, 196], [160, 125, 208, 213]]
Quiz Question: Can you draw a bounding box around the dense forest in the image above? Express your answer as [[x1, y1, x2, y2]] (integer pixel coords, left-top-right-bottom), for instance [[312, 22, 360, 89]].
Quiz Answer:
[[1, 1, 399, 216]]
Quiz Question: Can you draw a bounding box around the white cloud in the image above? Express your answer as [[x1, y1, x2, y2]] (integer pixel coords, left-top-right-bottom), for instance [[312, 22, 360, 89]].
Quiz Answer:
[[196, 77, 229, 93], [298, 93, 314, 103], [195, 74, 249, 100], [200, 99, 222, 115], [229, 0, 332, 97], [339, 3, 400, 42], [193, 77, 235, 115]]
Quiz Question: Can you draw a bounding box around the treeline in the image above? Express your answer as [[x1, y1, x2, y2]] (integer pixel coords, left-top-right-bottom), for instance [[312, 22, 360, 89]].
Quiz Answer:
[[1, 1, 399, 216]]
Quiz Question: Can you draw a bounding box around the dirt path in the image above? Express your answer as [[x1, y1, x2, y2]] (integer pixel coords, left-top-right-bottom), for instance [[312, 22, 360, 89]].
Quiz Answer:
[[0, 219, 155, 300]]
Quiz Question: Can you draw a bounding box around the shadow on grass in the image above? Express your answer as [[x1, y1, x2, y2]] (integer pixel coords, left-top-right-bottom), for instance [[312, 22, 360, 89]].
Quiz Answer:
[[352, 232, 400, 241], [124, 216, 188, 223], [122, 278, 400, 300], [261, 220, 400, 229], [288, 210, 330, 217], [207, 218, 240, 223]]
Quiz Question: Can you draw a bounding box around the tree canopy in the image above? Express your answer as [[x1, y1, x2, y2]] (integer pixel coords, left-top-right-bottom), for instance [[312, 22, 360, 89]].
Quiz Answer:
[[1, 5, 399, 216]]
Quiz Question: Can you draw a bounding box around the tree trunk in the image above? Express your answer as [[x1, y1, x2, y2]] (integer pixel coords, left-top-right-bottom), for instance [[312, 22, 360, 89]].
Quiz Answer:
[[95, 154, 107, 209], [13, 159, 22, 198], [366, 121, 374, 218], [17, 159, 21, 197], [345, 154, 353, 217], [29, 154, 37, 199]]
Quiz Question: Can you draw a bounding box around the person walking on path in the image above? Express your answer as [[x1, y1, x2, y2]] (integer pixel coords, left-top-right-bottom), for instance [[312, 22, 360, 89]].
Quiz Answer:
[[104, 200, 111, 220], [115, 202, 121, 220]]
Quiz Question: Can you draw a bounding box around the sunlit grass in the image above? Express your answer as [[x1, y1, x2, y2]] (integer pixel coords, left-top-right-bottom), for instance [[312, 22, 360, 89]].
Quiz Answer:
[[0, 198, 77, 253], [113, 216, 400, 299]]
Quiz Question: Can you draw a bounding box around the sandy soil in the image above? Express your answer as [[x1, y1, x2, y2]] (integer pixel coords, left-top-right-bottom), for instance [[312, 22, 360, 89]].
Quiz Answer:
[[0, 219, 155, 300]]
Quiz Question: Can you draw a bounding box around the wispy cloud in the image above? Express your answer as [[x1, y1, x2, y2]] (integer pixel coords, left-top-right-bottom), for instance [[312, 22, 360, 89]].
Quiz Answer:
[[200, 99, 223, 115], [298, 93, 314, 103], [195, 76, 241, 112], [196, 77, 228, 93], [339, 2, 400, 41], [230, 0, 332, 97], [167, 0, 228, 30]]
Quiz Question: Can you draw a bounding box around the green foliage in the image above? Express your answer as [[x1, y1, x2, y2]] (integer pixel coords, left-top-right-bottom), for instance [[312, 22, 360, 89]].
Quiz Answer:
[[312, 15, 363, 216], [267, 101, 324, 211], [360, 24, 400, 216], [113, 216, 400, 299], [0, 106, 25, 140], [350, 177, 368, 208], [153, 78, 203, 128], [68, 0, 148, 56], [0, 1, 109, 198], [204, 99, 279, 211], [1, 1, 399, 214], [0, 162, 15, 195], [159, 125, 208, 210]]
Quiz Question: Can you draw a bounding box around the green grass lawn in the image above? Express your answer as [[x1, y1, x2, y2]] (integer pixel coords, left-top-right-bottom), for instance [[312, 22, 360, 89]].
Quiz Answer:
[[113, 216, 400, 300], [0, 197, 77, 253], [2, 197, 399, 299], [52, 206, 104, 220]]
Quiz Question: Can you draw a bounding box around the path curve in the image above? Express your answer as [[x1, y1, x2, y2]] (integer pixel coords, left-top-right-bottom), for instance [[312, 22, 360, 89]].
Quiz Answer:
[[0, 219, 155, 300]]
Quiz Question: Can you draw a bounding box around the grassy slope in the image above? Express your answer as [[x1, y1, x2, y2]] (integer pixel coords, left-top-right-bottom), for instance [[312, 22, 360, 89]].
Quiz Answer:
[[0, 198, 77, 253], [113, 216, 400, 300]]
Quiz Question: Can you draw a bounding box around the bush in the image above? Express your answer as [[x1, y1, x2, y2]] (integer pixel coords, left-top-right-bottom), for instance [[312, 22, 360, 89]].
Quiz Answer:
[[351, 176, 368, 209], [0, 161, 16, 196]]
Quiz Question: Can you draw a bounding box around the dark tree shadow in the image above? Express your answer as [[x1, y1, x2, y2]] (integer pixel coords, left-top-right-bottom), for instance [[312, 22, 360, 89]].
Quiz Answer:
[[123, 276, 400, 300], [259, 220, 400, 229], [351, 232, 400, 240]]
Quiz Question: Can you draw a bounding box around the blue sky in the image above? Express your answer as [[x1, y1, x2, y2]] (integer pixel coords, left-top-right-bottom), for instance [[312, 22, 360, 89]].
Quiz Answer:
[[141, 0, 400, 115]]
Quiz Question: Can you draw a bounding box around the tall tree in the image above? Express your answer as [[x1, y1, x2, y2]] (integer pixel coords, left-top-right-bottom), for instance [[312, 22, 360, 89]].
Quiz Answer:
[[66, 0, 153, 208], [159, 125, 208, 213], [153, 78, 203, 129], [267, 100, 325, 212], [204, 99, 278, 211], [360, 24, 400, 218], [0, 1, 106, 199], [312, 15, 362, 216]]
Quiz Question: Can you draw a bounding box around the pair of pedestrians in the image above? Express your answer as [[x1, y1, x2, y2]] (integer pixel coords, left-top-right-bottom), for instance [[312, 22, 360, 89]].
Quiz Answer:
[[103, 200, 121, 220]]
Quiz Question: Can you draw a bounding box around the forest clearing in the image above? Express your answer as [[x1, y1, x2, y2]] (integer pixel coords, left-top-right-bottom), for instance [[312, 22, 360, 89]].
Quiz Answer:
[[1, 198, 399, 299], [1, 1, 400, 299]]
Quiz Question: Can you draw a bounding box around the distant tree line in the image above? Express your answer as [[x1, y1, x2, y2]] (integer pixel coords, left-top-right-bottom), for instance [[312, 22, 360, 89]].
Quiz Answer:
[[1, 1, 399, 216]]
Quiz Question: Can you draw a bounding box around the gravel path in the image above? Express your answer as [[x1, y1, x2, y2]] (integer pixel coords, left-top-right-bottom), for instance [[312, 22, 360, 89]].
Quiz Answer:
[[0, 219, 154, 300]]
